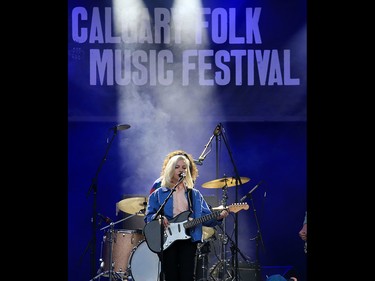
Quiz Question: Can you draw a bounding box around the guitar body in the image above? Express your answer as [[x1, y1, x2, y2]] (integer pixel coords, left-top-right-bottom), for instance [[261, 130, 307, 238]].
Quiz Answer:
[[143, 203, 249, 253], [143, 211, 191, 253]]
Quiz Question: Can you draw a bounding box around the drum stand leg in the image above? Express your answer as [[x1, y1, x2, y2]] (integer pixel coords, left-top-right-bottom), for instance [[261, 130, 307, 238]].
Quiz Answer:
[[90, 271, 126, 281], [89, 270, 107, 281], [90, 248, 110, 280], [209, 187, 232, 281], [196, 253, 209, 281], [195, 242, 211, 281]]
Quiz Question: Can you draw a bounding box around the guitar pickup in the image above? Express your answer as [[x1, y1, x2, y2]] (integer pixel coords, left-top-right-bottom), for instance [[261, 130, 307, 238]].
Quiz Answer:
[[167, 227, 172, 236]]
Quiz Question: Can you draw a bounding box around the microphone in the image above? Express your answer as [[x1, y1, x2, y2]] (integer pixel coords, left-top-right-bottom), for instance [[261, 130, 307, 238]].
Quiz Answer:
[[213, 123, 222, 136], [193, 159, 203, 166], [179, 172, 186, 179], [98, 213, 112, 224], [111, 124, 131, 131], [240, 181, 263, 202]]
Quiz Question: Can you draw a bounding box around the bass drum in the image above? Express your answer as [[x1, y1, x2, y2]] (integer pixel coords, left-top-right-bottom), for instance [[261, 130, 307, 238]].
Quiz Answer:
[[128, 240, 160, 281]]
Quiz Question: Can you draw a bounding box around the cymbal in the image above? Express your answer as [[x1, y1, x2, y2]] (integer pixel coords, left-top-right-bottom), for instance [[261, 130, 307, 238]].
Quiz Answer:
[[202, 177, 250, 188], [116, 197, 148, 216], [202, 226, 215, 241]]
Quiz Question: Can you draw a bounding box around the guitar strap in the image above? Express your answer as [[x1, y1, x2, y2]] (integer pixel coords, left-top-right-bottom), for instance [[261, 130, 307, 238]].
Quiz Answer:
[[157, 192, 164, 217], [188, 188, 193, 212]]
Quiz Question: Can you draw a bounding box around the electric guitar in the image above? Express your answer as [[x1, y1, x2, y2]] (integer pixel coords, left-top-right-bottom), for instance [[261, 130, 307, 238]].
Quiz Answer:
[[143, 203, 249, 253]]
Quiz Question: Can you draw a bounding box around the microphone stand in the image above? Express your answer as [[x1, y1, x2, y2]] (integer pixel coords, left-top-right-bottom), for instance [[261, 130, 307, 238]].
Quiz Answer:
[[85, 128, 120, 280], [217, 123, 242, 281], [214, 125, 221, 206], [152, 175, 185, 281], [247, 192, 266, 280], [197, 133, 215, 164], [210, 124, 226, 279]]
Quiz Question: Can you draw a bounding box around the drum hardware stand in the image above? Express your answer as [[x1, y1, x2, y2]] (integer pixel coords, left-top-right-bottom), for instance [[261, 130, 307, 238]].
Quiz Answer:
[[219, 184, 230, 281], [194, 242, 211, 281], [90, 210, 145, 281], [210, 213, 246, 281], [204, 182, 233, 281]]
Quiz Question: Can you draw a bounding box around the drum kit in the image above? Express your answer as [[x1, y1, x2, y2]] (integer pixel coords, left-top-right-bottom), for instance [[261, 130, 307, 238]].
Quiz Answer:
[[92, 176, 251, 281]]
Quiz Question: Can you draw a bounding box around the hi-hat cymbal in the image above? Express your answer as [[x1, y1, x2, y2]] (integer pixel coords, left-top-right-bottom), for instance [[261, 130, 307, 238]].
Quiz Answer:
[[116, 197, 148, 216], [202, 177, 250, 188]]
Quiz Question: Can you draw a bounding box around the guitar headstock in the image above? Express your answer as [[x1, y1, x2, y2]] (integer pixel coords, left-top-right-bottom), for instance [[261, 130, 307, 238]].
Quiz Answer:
[[226, 203, 249, 213]]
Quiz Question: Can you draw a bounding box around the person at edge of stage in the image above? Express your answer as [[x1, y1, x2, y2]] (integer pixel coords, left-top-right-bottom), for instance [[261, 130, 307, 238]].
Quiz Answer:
[[271, 212, 307, 281], [143, 153, 229, 281], [299, 211, 307, 253], [283, 211, 308, 281]]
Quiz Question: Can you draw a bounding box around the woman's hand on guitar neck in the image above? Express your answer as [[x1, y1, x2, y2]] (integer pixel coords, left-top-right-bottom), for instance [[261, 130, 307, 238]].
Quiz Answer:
[[217, 209, 229, 220]]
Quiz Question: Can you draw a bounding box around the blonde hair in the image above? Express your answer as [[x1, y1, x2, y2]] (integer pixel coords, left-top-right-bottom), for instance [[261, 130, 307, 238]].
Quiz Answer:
[[161, 154, 195, 189], [160, 150, 198, 182]]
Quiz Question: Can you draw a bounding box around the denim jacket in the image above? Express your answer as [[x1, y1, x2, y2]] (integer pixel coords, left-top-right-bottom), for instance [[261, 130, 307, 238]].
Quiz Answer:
[[144, 187, 222, 242]]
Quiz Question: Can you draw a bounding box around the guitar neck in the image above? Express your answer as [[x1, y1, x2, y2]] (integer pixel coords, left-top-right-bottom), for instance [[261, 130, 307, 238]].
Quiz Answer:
[[181, 203, 248, 230], [183, 210, 221, 229]]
